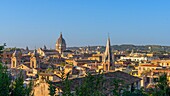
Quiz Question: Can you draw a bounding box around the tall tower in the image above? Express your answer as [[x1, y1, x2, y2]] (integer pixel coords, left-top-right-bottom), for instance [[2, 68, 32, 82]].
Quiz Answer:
[[11, 50, 21, 68], [56, 32, 66, 54], [30, 49, 40, 69], [103, 36, 114, 71]]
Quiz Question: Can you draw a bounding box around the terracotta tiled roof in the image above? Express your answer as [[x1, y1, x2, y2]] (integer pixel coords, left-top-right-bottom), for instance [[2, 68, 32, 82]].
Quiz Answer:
[[23, 63, 31, 68], [139, 64, 161, 67], [104, 71, 141, 84], [75, 59, 97, 63], [55, 71, 141, 92]]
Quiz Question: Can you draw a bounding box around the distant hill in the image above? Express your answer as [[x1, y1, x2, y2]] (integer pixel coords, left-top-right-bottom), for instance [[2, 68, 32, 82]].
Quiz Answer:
[[68, 44, 170, 52]]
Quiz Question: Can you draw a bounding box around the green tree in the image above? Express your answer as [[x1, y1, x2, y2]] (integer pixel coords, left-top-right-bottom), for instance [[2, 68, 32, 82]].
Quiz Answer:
[[25, 80, 34, 96], [112, 79, 125, 96], [75, 72, 105, 96], [59, 70, 105, 96], [53, 65, 73, 96], [0, 45, 10, 95], [0, 63, 11, 96], [0, 45, 4, 63], [11, 71, 34, 96], [0, 44, 34, 96], [157, 73, 170, 96], [48, 81, 56, 96], [149, 73, 170, 96], [11, 71, 25, 96], [62, 72, 73, 96], [123, 88, 148, 96], [0, 45, 4, 53]]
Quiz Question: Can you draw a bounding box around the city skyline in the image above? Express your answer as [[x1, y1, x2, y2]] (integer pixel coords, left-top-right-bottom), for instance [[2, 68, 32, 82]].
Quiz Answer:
[[0, 0, 170, 48]]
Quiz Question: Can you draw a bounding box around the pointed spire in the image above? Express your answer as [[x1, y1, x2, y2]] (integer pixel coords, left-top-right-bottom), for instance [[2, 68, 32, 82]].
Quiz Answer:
[[13, 50, 17, 57], [105, 32, 111, 48], [60, 32, 62, 38], [13, 49, 21, 57], [108, 32, 110, 38], [103, 34, 114, 71]]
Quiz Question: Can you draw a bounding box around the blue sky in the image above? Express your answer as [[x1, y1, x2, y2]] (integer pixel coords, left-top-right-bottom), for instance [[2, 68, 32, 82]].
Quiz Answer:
[[0, 0, 170, 49]]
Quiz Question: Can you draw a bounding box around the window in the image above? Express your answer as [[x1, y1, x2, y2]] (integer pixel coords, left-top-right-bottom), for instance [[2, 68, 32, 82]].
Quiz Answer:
[[47, 76, 49, 80], [13, 61, 15, 67], [32, 61, 34, 68]]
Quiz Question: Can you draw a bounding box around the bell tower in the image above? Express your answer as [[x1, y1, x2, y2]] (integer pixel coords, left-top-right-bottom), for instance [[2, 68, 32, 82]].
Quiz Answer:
[[103, 36, 114, 71], [11, 50, 21, 68], [30, 49, 40, 69]]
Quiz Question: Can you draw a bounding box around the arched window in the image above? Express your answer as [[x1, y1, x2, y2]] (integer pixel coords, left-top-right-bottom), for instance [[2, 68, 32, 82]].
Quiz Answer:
[[32, 61, 34, 68], [13, 61, 15, 67]]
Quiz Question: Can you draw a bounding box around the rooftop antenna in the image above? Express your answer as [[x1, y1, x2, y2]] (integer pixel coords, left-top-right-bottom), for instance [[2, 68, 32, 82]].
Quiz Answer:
[[108, 32, 110, 40]]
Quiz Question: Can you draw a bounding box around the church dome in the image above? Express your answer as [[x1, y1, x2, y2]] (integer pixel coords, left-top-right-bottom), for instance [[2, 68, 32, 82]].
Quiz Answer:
[[56, 32, 66, 53], [56, 33, 66, 46]]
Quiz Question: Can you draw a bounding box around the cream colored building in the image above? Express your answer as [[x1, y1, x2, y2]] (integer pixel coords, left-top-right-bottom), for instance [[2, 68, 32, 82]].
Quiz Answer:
[[88, 54, 102, 62], [137, 64, 162, 76], [151, 60, 170, 67]]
